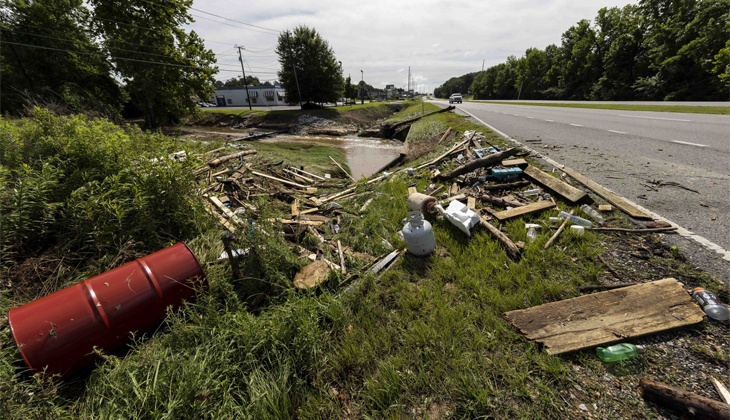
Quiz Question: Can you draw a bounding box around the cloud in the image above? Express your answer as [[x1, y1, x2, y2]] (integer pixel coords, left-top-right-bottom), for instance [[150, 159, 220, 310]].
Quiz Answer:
[[189, 0, 639, 91]]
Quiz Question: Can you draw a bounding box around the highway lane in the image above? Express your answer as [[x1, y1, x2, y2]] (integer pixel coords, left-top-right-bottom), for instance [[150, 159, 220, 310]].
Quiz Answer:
[[429, 99, 730, 254]]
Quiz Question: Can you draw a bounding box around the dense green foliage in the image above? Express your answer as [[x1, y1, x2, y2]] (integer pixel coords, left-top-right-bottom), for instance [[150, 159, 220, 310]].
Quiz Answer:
[[0, 0, 217, 125], [437, 0, 730, 101], [0, 0, 126, 116], [0, 108, 211, 273], [276, 26, 344, 105], [433, 72, 478, 99], [215, 76, 272, 88]]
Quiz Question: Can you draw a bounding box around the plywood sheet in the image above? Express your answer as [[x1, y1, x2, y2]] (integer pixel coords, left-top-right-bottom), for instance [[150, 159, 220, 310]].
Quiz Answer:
[[504, 278, 705, 355]]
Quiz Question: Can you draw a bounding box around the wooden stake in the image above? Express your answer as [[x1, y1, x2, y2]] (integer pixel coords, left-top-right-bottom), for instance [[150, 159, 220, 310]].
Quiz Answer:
[[329, 156, 356, 181], [251, 170, 314, 191], [337, 240, 347, 275], [478, 216, 521, 261], [283, 168, 313, 183], [545, 209, 572, 249], [437, 127, 452, 144], [290, 167, 325, 181], [711, 377, 730, 404]]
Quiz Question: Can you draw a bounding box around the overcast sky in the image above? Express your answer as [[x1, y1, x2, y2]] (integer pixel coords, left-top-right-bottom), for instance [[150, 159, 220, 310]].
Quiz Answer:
[[187, 0, 638, 93]]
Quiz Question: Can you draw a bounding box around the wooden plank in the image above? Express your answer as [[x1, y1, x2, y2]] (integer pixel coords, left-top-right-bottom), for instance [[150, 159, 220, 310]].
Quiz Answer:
[[319, 187, 356, 203], [504, 278, 705, 355], [267, 218, 324, 226], [467, 197, 476, 210], [437, 127, 452, 144], [561, 165, 652, 219], [502, 158, 528, 167], [251, 170, 314, 191], [450, 183, 458, 195], [207, 149, 257, 166], [599, 204, 613, 212], [283, 168, 314, 183], [337, 240, 347, 275], [523, 165, 587, 203], [208, 195, 246, 226], [329, 156, 356, 182], [640, 378, 730, 420], [494, 200, 555, 221], [407, 186, 417, 195], [290, 167, 325, 181], [434, 148, 520, 182], [711, 377, 730, 404], [291, 199, 300, 217]]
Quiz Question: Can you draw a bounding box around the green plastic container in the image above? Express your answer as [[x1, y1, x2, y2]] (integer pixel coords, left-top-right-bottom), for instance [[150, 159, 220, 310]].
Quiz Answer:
[[596, 343, 639, 362]]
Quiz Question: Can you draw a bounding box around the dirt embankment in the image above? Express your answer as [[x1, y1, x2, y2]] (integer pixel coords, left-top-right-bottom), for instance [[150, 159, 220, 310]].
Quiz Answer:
[[188, 103, 406, 136]]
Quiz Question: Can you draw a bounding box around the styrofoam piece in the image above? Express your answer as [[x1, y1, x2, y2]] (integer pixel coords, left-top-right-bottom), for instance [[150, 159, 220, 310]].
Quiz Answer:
[[437, 200, 481, 236]]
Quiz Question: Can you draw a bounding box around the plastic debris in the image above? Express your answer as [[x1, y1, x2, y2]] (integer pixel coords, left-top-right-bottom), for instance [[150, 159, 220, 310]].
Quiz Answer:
[[437, 200, 481, 236], [402, 211, 436, 256]]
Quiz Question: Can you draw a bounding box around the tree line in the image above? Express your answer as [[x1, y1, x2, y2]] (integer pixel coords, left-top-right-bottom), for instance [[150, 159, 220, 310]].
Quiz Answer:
[[1, 0, 217, 127], [435, 0, 729, 101]]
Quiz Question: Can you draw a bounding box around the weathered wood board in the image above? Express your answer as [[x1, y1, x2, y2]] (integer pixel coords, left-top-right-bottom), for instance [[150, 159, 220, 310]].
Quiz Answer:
[[504, 278, 705, 355], [494, 200, 555, 221], [599, 204, 613, 212], [561, 166, 652, 219], [407, 186, 417, 195], [523, 165, 587, 203], [502, 158, 528, 168], [293, 260, 330, 289]]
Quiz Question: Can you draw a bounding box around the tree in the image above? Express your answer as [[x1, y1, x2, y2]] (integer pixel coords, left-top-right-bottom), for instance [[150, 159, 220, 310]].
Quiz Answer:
[[215, 76, 263, 88], [276, 26, 343, 105], [91, 0, 217, 127], [0, 0, 125, 116]]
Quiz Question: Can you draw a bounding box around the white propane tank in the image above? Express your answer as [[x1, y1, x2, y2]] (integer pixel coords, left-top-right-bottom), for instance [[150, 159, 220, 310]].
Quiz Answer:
[[402, 211, 436, 257]]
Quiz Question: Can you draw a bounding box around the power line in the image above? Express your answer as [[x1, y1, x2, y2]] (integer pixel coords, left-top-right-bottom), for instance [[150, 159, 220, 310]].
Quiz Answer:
[[142, 0, 281, 33], [187, 12, 279, 36]]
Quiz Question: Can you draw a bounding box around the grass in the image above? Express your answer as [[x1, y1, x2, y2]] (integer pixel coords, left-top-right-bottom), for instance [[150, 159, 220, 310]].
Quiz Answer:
[[467, 101, 730, 115], [245, 141, 350, 176], [1, 105, 723, 419], [387, 99, 440, 123]]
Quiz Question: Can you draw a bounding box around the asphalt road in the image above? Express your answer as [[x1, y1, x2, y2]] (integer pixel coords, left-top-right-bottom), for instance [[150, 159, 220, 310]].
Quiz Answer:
[[429, 99, 730, 265], [470, 100, 730, 106]]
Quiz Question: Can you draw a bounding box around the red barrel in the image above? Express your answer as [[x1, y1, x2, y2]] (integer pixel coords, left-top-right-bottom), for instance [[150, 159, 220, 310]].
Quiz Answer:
[[8, 242, 206, 378]]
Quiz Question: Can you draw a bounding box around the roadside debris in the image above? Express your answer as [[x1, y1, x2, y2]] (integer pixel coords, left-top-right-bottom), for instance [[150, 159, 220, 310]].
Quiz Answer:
[[438, 200, 480, 236], [639, 377, 730, 420], [402, 211, 436, 256], [692, 287, 730, 322], [504, 278, 705, 355], [596, 343, 640, 362]]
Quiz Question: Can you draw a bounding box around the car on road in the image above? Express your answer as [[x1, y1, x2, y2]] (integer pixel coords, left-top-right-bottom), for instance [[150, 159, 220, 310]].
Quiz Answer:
[[449, 93, 462, 104]]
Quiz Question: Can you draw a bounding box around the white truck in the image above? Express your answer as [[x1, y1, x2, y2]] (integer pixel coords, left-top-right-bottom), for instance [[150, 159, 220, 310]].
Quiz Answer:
[[449, 93, 462, 104]]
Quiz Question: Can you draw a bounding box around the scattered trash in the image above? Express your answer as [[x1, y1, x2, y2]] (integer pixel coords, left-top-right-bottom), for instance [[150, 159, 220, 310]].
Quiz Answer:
[[597, 343, 640, 362], [692, 288, 730, 322], [402, 211, 436, 256], [570, 225, 585, 235], [489, 167, 523, 180], [324, 173, 331, 179], [525, 224, 540, 242], [524, 188, 541, 196], [7, 243, 206, 378], [640, 377, 730, 420], [218, 248, 249, 260], [646, 220, 672, 229], [407, 193, 439, 217], [598, 204, 613, 212], [559, 211, 593, 227], [580, 204, 605, 225], [437, 200, 480, 236], [405, 168, 415, 176], [333, 224, 340, 234]]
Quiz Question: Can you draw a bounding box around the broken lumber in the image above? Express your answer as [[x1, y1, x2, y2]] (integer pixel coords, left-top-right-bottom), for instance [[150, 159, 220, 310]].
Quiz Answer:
[[481, 180, 530, 191], [478, 216, 521, 261], [494, 200, 555, 221], [467, 197, 476, 210], [523, 165, 587, 203], [293, 260, 331, 290], [207, 149, 257, 166], [479, 194, 525, 208], [504, 278, 705, 355], [283, 168, 314, 183], [251, 170, 315, 191], [502, 158, 528, 167], [561, 166, 652, 219], [329, 156, 355, 182], [599, 204, 613, 212], [360, 197, 374, 212], [433, 148, 520, 182], [545, 209, 572, 249], [587, 227, 677, 233], [416, 132, 474, 170], [204, 204, 235, 232], [290, 167, 325, 181], [639, 377, 730, 420], [267, 218, 324, 226], [439, 193, 467, 205], [319, 187, 356, 203], [711, 377, 730, 405], [437, 127, 453, 145], [337, 240, 346, 275], [209, 195, 246, 226]]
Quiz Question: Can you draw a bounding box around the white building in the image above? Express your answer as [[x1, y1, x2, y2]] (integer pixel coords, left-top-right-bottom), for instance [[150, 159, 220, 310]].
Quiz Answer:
[[212, 83, 287, 107]]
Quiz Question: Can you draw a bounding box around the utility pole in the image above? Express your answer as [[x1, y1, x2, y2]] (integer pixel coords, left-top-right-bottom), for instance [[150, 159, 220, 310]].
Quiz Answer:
[[235, 45, 253, 111], [407, 66, 410, 98], [360, 70, 364, 105], [482, 59, 485, 71], [285, 31, 303, 112], [517, 79, 524, 100]]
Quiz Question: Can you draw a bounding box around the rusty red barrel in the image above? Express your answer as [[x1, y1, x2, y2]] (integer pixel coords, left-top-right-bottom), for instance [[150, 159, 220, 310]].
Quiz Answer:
[[8, 242, 206, 378]]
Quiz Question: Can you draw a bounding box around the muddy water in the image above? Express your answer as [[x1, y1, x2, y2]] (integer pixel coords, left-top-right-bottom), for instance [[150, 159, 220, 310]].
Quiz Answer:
[[261, 135, 403, 179]]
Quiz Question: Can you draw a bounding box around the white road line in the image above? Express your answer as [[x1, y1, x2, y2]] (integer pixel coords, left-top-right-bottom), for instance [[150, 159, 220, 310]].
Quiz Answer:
[[570, 124, 583, 127], [619, 114, 691, 122], [456, 106, 730, 265], [672, 140, 708, 147], [526, 117, 534, 119], [512, 114, 520, 116], [545, 119, 554, 122], [608, 130, 628, 134]]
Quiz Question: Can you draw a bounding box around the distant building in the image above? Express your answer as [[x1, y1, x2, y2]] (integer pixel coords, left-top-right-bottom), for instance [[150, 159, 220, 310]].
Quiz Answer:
[[212, 83, 287, 106]]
